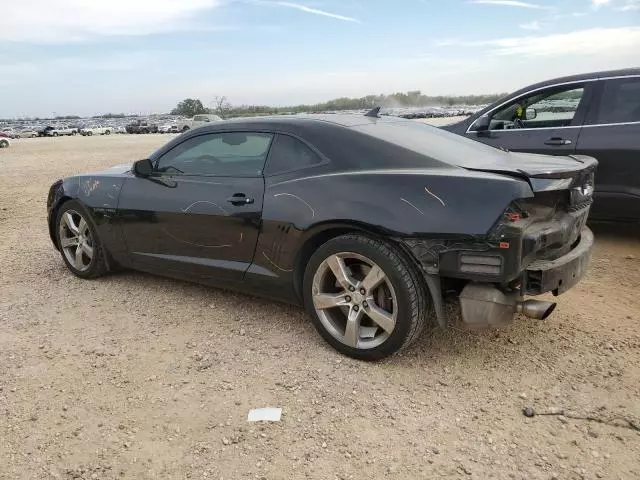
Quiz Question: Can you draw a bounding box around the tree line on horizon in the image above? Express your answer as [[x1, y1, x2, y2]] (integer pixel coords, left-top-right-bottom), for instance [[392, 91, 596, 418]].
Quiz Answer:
[[170, 91, 507, 118], [1, 91, 506, 122]]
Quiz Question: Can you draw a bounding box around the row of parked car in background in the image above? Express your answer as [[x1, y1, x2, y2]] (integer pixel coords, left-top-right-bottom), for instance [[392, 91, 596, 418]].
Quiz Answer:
[[0, 113, 228, 141], [0, 124, 124, 138], [1, 107, 480, 143]]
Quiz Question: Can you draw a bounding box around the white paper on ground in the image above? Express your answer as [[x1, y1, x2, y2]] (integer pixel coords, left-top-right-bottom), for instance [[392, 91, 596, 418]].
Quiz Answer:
[[247, 408, 282, 422]]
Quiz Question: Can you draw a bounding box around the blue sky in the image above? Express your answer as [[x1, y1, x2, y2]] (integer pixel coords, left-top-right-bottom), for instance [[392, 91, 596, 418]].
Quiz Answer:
[[1, 0, 639, 117]]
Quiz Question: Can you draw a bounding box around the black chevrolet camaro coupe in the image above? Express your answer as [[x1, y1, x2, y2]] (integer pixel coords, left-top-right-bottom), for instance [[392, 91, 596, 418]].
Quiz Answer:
[[47, 114, 596, 360]]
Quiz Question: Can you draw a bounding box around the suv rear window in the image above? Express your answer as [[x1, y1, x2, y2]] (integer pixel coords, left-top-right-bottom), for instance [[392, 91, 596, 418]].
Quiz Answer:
[[596, 78, 640, 124]]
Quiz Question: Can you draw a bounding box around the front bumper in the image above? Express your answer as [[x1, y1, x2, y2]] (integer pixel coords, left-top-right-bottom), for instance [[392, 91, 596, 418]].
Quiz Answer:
[[523, 227, 594, 296]]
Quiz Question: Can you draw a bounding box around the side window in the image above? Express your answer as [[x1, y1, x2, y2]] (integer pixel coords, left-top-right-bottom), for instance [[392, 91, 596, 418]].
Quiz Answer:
[[156, 132, 274, 176], [595, 78, 640, 124], [489, 86, 585, 130], [264, 134, 323, 175]]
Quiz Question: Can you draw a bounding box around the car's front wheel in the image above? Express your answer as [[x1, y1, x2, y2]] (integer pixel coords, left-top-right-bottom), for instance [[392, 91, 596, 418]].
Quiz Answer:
[[303, 234, 429, 360], [56, 201, 107, 279], [0, 139, 8, 148]]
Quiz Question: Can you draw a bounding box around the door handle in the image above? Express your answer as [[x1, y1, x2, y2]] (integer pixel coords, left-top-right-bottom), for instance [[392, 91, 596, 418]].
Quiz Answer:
[[544, 137, 572, 146], [226, 193, 254, 205]]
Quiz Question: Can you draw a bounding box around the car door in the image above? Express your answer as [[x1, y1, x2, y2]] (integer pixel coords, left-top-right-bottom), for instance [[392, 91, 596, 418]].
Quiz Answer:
[[465, 82, 595, 156], [117, 131, 274, 282], [575, 76, 640, 221]]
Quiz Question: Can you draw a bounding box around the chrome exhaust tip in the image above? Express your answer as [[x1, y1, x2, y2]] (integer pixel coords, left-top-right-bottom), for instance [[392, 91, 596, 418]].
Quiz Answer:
[[517, 300, 557, 320]]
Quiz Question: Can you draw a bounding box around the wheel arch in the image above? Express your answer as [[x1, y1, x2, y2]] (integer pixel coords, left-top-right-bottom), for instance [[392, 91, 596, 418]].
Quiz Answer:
[[291, 220, 445, 327], [292, 220, 410, 300], [48, 195, 73, 250], [48, 195, 120, 272]]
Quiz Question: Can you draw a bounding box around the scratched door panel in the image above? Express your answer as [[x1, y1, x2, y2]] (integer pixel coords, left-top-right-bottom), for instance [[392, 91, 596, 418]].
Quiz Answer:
[[118, 175, 264, 281]]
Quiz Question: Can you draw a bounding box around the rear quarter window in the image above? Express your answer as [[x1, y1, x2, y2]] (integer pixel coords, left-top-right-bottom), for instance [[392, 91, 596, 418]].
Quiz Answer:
[[264, 134, 323, 175]]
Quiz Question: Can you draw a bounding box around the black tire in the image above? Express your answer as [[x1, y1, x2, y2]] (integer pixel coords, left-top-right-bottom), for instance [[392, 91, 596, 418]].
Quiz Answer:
[[182, 126, 190, 132], [105, 130, 111, 135], [0, 140, 8, 148], [52, 132, 59, 137], [55, 200, 108, 279], [303, 234, 429, 361]]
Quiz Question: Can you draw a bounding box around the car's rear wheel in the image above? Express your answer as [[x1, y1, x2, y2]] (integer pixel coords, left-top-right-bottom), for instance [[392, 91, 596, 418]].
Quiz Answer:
[[56, 201, 107, 279], [105, 130, 111, 135], [52, 132, 58, 137], [303, 234, 429, 360]]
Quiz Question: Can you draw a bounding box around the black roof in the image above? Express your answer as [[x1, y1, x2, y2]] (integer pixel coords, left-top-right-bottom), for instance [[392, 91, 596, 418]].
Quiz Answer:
[[216, 113, 405, 128], [507, 67, 640, 98]]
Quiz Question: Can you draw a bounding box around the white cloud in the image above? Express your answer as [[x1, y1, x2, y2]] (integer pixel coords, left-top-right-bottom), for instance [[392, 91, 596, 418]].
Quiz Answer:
[[262, 1, 361, 22], [438, 27, 640, 57], [617, 0, 640, 10], [551, 11, 588, 20], [468, 0, 549, 9], [520, 21, 541, 30], [592, 0, 612, 6], [0, 0, 222, 43]]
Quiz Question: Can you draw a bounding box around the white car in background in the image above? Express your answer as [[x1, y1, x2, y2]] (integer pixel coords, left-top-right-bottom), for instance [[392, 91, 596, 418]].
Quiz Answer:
[[80, 125, 113, 136], [177, 114, 222, 132], [158, 124, 179, 133], [48, 125, 78, 136]]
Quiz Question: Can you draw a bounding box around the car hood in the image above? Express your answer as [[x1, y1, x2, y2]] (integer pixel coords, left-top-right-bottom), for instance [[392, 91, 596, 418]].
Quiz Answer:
[[89, 163, 133, 175]]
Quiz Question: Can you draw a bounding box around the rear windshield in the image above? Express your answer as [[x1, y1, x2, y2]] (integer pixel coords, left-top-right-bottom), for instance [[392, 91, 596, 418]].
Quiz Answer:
[[352, 120, 501, 156], [349, 119, 511, 169]]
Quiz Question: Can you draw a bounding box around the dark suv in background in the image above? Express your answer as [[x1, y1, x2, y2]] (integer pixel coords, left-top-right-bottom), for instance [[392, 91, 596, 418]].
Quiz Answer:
[[443, 68, 640, 222]]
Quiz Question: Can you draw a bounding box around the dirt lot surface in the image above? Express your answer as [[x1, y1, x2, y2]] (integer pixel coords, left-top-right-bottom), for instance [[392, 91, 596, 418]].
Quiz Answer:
[[1, 134, 639, 480]]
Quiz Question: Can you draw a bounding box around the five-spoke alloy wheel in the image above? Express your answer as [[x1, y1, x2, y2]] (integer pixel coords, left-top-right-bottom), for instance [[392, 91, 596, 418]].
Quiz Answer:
[[59, 209, 94, 272], [56, 200, 107, 278], [312, 252, 398, 350], [304, 234, 429, 360]]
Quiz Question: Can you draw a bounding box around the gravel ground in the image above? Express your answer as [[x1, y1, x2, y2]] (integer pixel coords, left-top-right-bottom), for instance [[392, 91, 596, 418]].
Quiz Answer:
[[1, 134, 639, 480]]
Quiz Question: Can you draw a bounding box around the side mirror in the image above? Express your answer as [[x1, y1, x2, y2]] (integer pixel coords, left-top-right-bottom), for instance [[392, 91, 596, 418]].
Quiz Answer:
[[471, 115, 490, 133], [525, 108, 537, 120], [133, 158, 153, 177]]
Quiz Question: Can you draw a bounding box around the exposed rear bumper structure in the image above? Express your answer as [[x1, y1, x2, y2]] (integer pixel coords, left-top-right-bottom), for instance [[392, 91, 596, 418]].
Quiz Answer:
[[457, 227, 593, 327], [523, 227, 594, 296]]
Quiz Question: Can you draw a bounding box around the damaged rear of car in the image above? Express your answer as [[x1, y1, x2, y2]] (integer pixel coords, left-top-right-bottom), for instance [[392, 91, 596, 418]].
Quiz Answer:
[[345, 120, 596, 330]]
